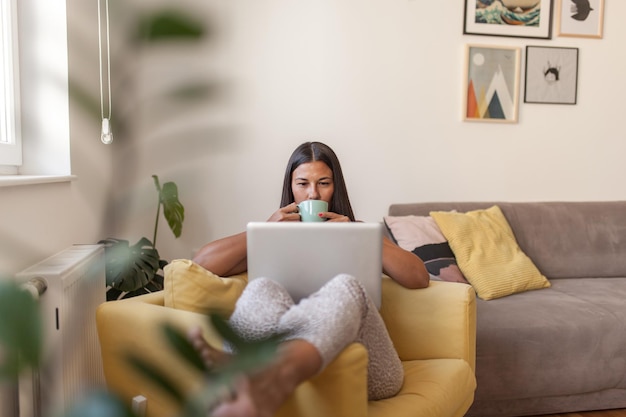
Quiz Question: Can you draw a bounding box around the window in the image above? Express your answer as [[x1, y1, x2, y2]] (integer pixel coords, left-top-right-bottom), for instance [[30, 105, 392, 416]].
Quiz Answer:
[[0, 0, 73, 186], [0, 0, 21, 171]]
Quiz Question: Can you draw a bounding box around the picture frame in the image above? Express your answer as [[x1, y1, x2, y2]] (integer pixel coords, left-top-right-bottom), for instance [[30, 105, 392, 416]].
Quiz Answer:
[[524, 46, 579, 104], [463, 0, 554, 39], [556, 0, 604, 38], [463, 44, 521, 123]]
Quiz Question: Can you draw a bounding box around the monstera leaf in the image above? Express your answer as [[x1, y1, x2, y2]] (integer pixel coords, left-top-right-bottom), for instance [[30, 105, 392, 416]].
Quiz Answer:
[[0, 280, 42, 378], [99, 237, 160, 292], [153, 175, 185, 244], [135, 9, 205, 43]]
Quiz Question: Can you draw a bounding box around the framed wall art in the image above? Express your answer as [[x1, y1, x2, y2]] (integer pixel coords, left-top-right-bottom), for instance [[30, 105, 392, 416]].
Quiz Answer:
[[463, 0, 554, 39], [556, 0, 604, 38], [463, 44, 521, 123], [524, 46, 579, 104]]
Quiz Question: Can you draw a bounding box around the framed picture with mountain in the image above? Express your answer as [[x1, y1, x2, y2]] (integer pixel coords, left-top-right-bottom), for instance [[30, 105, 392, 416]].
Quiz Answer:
[[556, 0, 604, 38], [463, 44, 521, 123], [463, 0, 554, 39]]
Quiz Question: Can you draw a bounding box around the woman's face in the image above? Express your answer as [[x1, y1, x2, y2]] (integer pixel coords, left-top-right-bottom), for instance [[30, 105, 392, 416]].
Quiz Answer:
[[291, 161, 334, 204]]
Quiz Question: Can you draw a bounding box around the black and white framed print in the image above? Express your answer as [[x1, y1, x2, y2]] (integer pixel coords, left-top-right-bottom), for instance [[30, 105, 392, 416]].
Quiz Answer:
[[556, 0, 604, 38], [524, 46, 579, 104]]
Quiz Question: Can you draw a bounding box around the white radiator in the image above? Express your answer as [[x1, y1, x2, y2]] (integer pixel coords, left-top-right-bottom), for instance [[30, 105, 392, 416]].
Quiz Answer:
[[15, 245, 106, 417]]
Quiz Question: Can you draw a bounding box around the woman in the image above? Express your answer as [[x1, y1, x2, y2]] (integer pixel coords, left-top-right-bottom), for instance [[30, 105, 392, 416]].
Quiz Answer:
[[191, 141, 429, 417]]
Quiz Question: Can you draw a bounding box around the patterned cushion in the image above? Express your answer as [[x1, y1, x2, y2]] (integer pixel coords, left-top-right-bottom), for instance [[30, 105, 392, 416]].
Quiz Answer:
[[384, 215, 469, 284]]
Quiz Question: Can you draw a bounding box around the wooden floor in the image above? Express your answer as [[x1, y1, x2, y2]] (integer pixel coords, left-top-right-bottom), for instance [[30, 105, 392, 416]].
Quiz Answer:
[[533, 409, 626, 417]]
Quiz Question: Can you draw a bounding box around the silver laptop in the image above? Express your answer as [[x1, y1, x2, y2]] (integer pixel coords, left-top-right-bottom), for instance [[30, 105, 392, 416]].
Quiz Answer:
[[247, 222, 383, 309]]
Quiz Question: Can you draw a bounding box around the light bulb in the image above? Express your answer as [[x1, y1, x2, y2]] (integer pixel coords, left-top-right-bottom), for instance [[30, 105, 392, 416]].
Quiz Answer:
[[101, 118, 113, 144]]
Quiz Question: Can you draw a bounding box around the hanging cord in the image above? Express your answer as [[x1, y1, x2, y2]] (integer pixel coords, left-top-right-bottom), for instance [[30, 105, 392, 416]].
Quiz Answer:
[[98, 0, 113, 144]]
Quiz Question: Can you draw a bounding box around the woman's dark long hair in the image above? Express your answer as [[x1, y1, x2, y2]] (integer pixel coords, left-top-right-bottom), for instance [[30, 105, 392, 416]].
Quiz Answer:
[[280, 142, 355, 221]]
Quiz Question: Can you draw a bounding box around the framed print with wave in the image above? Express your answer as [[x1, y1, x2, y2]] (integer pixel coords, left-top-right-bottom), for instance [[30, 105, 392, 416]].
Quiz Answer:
[[464, 0, 554, 39], [463, 44, 521, 123]]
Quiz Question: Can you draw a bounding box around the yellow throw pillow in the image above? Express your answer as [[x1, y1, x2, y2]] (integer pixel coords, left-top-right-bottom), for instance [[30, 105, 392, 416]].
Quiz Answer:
[[163, 259, 247, 317], [430, 206, 550, 300]]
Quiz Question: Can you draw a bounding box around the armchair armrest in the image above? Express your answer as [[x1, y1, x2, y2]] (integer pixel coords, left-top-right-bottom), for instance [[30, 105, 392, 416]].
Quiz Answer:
[[97, 293, 369, 417], [96, 294, 220, 417], [380, 279, 476, 371]]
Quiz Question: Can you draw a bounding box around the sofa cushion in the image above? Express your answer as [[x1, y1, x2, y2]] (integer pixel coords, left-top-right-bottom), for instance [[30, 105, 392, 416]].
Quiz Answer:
[[473, 279, 626, 400], [383, 215, 469, 284], [430, 206, 550, 300], [163, 259, 247, 317]]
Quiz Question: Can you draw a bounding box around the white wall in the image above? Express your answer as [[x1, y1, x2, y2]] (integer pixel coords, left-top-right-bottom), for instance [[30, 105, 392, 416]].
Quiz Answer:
[[0, 0, 111, 277], [115, 0, 626, 262], [3, 1, 625, 269]]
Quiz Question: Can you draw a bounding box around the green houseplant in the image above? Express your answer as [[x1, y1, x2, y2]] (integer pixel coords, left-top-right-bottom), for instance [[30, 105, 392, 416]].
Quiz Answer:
[[100, 175, 185, 301]]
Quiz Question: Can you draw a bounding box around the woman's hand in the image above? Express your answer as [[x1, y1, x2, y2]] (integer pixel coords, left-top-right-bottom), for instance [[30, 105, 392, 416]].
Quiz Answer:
[[319, 211, 351, 222], [267, 202, 301, 222]]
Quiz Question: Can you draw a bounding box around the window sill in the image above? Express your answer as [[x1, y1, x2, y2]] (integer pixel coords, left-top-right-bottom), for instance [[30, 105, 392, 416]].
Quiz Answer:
[[0, 174, 76, 187]]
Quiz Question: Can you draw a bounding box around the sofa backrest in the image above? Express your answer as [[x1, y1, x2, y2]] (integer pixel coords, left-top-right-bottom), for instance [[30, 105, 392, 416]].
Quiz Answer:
[[388, 201, 626, 279]]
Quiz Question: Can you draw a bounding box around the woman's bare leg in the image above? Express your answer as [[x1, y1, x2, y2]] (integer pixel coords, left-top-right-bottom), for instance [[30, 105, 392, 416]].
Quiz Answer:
[[211, 340, 322, 417]]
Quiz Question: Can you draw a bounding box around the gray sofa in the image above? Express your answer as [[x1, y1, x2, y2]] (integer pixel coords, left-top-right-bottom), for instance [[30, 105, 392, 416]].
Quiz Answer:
[[387, 201, 626, 417]]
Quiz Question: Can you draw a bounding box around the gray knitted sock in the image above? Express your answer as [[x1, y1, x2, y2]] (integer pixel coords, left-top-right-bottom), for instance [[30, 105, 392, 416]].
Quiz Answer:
[[278, 274, 403, 400], [227, 277, 294, 344]]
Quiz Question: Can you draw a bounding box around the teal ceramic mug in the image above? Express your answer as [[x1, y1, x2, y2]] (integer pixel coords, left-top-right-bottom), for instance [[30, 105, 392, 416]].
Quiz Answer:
[[298, 200, 328, 222]]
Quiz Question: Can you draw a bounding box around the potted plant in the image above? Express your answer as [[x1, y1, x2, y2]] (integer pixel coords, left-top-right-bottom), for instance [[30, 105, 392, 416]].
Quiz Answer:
[[100, 175, 185, 301]]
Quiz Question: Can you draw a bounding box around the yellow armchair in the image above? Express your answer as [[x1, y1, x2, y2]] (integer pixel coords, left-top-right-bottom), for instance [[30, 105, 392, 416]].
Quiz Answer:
[[96, 278, 476, 417], [371, 278, 476, 417]]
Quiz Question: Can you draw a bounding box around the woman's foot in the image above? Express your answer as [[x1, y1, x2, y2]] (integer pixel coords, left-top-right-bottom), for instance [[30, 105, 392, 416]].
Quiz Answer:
[[187, 326, 232, 369]]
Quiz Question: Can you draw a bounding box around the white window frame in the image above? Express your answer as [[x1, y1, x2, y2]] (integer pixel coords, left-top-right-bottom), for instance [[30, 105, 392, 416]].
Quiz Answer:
[[0, 0, 22, 171], [0, 0, 74, 187]]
